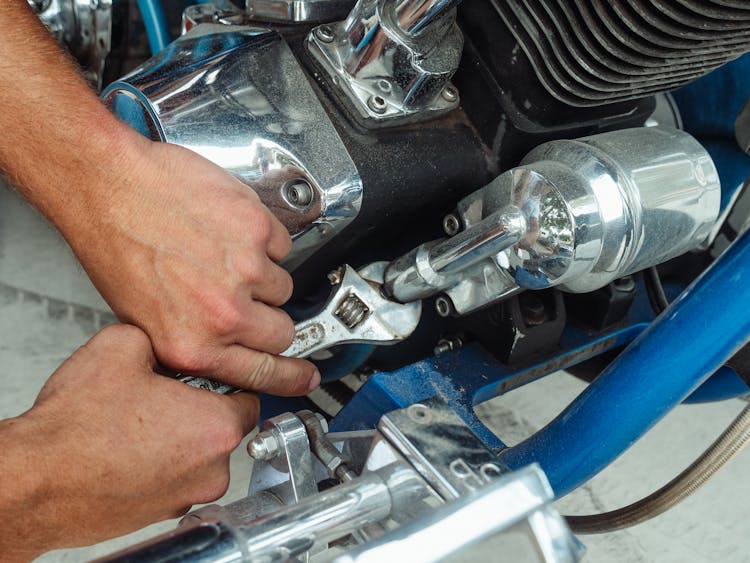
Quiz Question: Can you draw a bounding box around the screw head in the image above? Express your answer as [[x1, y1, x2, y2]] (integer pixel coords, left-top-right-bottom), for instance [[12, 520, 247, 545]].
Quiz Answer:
[[376, 79, 392, 94], [435, 296, 455, 317], [315, 25, 335, 43], [367, 95, 388, 115], [441, 85, 458, 103], [443, 214, 461, 236], [282, 180, 314, 210]]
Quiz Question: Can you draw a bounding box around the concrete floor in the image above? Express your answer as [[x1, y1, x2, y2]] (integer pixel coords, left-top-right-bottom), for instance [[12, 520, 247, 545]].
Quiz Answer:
[[3, 183, 750, 562]]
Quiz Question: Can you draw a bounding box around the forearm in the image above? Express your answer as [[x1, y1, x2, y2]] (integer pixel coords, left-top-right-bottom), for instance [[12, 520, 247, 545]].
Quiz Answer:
[[0, 415, 54, 561], [0, 1, 141, 235]]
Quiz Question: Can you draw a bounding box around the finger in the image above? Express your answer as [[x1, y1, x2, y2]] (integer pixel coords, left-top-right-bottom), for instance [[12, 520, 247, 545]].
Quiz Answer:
[[211, 345, 320, 396], [243, 258, 293, 307], [233, 303, 295, 355], [225, 392, 261, 435], [265, 210, 293, 262]]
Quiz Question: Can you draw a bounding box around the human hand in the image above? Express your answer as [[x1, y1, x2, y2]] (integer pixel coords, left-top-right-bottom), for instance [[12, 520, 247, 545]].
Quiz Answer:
[[0, 325, 259, 559], [64, 128, 319, 395]]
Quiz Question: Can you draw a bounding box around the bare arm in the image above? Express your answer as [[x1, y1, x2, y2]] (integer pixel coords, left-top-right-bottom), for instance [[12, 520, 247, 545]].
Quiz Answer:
[[0, 325, 260, 561], [0, 3, 319, 393]]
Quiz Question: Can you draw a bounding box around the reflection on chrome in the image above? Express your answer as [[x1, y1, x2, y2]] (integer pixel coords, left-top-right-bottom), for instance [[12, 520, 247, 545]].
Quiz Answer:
[[102, 24, 363, 270]]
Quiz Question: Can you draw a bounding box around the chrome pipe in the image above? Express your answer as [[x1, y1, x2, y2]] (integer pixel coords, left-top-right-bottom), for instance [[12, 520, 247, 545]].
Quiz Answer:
[[97, 474, 392, 563], [383, 207, 526, 303], [391, 0, 461, 36]]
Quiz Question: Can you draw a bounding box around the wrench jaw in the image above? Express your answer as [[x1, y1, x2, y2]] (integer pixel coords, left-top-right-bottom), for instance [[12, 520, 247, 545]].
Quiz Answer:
[[181, 262, 422, 393], [282, 263, 422, 360]]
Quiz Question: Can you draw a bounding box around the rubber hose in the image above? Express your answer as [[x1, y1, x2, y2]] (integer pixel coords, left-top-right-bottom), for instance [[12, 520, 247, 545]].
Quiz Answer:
[[566, 401, 750, 534]]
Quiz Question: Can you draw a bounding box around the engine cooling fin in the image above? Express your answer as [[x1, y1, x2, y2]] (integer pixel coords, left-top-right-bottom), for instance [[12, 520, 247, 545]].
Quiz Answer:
[[491, 0, 750, 107]]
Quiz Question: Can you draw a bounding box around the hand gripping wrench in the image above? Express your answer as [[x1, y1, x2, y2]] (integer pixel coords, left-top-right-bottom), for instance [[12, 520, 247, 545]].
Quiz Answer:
[[179, 262, 422, 394]]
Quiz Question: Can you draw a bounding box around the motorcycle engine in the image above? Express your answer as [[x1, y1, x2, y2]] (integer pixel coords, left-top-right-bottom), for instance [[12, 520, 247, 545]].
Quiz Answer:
[[88, 0, 747, 377]]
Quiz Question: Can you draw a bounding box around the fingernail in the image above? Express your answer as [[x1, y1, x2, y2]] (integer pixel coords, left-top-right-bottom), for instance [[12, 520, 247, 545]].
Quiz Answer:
[[307, 369, 321, 392]]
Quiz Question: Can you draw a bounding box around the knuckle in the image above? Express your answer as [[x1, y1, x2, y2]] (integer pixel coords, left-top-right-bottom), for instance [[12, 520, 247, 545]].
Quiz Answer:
[[234, 254, 264, 286], [277, 271, 294, 304], [267, 314, 295, 353], [251, 212, 273, 242], [205, 299, 243, 338]]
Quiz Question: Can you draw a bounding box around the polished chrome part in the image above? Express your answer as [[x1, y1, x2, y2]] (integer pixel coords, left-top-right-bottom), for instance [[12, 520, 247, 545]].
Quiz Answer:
[[181, 0, 250, 32], [307, 0, 463, 126], [378, 398, 505, 501], [30, 0, 112, 86], [520, 127, 720, 293], [247, 412, 318, 505], [282, 262, 421, 358], [247, 430, 281, 461], [336, 465, 582, 563], [102, 25, 363, 271], [384, 207, 526, 303], [99, 399, 579, 563], [384, 127, 720, 315], [246, 0, 356, 23]]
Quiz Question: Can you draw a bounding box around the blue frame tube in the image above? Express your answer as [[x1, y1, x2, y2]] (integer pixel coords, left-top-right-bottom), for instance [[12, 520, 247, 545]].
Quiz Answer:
[[136, 0, 171, 55], [499, 228, 750, 497]]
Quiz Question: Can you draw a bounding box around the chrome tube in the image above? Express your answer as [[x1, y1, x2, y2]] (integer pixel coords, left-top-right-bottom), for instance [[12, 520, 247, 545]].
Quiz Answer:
[[98, 474, 392, 563], [391, 0, 461, 36], [385, 127, 721, 315], [383, 207, 526, 303], [240, 474, 391, 561]]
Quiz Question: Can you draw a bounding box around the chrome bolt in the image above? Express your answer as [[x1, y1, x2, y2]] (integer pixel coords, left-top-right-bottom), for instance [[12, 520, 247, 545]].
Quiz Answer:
[[376, 79, 392, 94], [442, 214, 461, 236], [435, 296, 455, 317], [367, 95, 388, 114], [441, 85, 458, 103], [315, 25, 335, 43], [283, 180, 314, 209], [247, 431, 281, 461]]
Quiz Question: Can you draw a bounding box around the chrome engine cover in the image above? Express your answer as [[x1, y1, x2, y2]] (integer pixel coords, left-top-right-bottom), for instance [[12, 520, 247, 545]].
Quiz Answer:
[[102, 24, 363, 270]]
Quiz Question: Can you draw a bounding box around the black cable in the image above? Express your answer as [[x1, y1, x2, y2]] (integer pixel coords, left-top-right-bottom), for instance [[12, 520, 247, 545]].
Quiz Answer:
[[643, 266, 669, 314]]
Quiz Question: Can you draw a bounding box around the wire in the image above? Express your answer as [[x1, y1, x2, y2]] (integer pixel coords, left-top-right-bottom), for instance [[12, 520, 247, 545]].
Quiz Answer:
[[565, 402, 750, 534], [643, 266, 669, 314]]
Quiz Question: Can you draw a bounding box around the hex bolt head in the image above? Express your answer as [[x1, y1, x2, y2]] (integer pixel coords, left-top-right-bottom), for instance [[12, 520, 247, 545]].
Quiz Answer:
[[247, 431, 281, 461], [315, 25, 335, 43], [441, 85, 459, 103], [443, 214, 461, 236], [367, 95, 388, 114]]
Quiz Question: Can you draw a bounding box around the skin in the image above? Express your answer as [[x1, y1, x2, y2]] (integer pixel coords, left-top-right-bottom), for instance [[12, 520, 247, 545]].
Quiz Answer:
[[0, 1, 319, 555], [0, 325, 261, 561]]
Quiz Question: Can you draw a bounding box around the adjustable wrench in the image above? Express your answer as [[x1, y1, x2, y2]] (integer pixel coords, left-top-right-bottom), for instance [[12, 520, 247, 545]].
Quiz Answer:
[[179, 262, 421, 394]]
